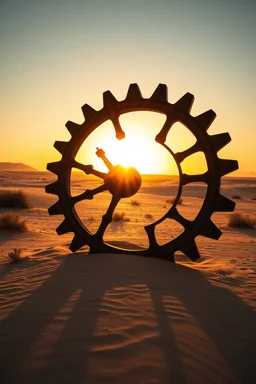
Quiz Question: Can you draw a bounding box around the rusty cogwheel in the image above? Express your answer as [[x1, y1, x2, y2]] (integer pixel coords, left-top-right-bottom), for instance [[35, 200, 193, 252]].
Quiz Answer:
[[46, 83, 238, 261]]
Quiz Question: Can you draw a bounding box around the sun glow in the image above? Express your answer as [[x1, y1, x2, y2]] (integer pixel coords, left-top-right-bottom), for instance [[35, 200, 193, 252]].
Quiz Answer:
[[96, 133, 163, 174], [76, 112, 178, 175]]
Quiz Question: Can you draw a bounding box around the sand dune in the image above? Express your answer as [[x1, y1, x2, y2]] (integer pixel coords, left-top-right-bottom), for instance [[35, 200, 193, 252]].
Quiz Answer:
[[0, 172, 256, 383], [0, 162, 38, 172]]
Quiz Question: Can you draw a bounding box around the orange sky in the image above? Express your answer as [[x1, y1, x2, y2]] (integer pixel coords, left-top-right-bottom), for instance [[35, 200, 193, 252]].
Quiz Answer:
[[0, 1, 255, 176]]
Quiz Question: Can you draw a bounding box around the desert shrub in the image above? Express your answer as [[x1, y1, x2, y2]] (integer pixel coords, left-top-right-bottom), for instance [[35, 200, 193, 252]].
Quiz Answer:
[[145, 213, 153, 219], [0, 213, 27, 231], [8, 248, 22, 262], [0, 189, 31, 208], [251, 195, 256, 201], [232, 194, 242, 200], [228, 213, 256, 229], [112, 212, 130, 222], [88, 216, 94, 221], [130, 199, 140, 206], [165, 197, 183, 205]]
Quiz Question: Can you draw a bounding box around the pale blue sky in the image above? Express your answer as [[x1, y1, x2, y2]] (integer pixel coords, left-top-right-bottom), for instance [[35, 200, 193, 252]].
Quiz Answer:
[[0, 0, 255, 174]]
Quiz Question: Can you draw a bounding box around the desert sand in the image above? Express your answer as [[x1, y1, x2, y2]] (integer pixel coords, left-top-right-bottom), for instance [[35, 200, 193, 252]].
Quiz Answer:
[[0, 171, 255, 383]]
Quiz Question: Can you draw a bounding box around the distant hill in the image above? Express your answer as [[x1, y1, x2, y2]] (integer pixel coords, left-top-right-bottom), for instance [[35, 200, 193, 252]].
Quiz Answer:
[[0, 162, 38, 172]]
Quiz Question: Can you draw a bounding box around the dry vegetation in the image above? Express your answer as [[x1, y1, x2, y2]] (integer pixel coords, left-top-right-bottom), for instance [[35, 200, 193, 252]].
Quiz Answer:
[[0, 213, 28, 231], [0, 189, 31, 208], [8, 248, 23, 262], [166, 197, 183, 205], [130, 199, 140, 206], [251, 195, 256, 201], [228, 212, 256, 229], [145, 213, 153, 219], [232, 194, 242, 200], [112, 212, 130, 222]]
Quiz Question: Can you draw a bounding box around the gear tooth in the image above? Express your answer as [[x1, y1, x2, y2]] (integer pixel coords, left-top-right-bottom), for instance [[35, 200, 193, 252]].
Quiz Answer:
[[150, 84, 168, 101], [175, 92, 194, 112], [66, 120, 80, 136], [181, 240, 200, 261], [56, 219, 72, 235], [45, 181, 59, 195], [211, 133, 231, 152], [199, 220, 222, 239], [81, 103, 96, 120], [47, 161, 61, 175], [126, 83, 143, 101], [103, 90, 118, 108], [218, 159, 239, 177], [54, 141, 68, 155], [215, 194, 236, 212], [70, 235, 87, 252], [48, 201, 62, 215], [195, 110, 216, 131]]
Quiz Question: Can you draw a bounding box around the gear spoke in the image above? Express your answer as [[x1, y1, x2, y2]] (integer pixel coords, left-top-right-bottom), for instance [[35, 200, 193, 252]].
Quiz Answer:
[[181, 172, 209, 185], [145, 223, 158, 250], [72, 184, 108, 204], [103, 91, 126, 140], [145, 206, 190, 249], [95, 194, 121, 239], [73, 160, 106, 180], [96, 147, 114, 170], [155, 117, 175, 144], [174, 141, 201, 163], [166, 206, 191, 228]]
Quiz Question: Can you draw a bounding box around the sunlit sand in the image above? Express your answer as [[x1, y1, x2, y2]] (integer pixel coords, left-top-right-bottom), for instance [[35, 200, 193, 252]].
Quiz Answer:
[[0, 171, 255, 383]]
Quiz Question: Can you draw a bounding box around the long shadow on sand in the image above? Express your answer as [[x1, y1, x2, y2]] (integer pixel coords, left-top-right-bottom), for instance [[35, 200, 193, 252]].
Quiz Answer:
[[0, 230, 20, 246], [0, 252, 255, 384]]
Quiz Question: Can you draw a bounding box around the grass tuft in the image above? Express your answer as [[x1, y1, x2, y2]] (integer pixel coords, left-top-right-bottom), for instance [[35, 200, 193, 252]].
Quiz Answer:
[[232, 194, 242, 200], [0, 189, 31, 208], [166, 197, 183, 205], [112, 212, 130, 222], [228, 212, 256, 229], [8, 248, 22, 262], [130, 199, 140, 206], [0, 213, 28, 231]]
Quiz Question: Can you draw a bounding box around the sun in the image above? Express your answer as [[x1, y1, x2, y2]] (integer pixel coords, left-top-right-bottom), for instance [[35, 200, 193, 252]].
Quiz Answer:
[[76, 111, 177, 175], [99, 133, 163, 174]]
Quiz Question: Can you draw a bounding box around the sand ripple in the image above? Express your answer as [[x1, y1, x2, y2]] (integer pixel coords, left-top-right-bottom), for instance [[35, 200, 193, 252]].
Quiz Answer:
[[0, 253, 255, 383]]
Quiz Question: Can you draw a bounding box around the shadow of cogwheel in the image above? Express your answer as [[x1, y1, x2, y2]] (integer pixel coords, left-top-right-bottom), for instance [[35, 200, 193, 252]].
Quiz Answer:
[[45, 83, 238, 262]]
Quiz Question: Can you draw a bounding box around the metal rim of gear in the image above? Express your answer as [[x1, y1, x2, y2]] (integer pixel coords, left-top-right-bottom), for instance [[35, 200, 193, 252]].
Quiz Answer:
[[45, 83, 238, 261]]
